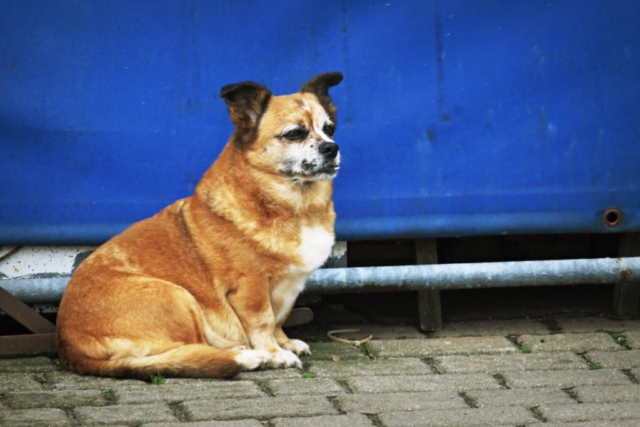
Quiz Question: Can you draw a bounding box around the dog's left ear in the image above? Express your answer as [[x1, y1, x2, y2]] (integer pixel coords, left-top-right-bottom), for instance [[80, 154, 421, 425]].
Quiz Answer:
[[301, 72, 343, 122], [220, 81, 272, 148]]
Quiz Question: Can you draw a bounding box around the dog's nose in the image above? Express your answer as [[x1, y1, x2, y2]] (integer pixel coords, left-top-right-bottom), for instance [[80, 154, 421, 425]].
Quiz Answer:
[[319, 142, 339, 159]]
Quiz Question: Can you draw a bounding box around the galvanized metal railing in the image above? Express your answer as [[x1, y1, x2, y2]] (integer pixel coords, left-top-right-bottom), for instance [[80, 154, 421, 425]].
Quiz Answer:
[[2, 257, 639, 303]]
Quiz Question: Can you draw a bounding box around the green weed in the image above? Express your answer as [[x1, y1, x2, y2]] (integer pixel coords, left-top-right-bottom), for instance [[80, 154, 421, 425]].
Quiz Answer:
[[519, 344, 532, 354], [101, 389, 116, 402], [612, 332, 627, 347], [150, 373, 166, 385]]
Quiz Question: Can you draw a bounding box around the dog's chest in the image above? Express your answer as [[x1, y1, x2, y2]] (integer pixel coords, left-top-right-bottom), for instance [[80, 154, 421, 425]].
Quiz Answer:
[[271, 225, 334, 324], [295, 225, 334, 272]]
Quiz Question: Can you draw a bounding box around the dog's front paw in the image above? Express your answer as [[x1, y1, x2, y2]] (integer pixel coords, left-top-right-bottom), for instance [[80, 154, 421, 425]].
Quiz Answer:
[[230, 344, 250, 351], [235, 349, 272, 371], [281, 339, 311, 356], [268, 349, 302, 370]]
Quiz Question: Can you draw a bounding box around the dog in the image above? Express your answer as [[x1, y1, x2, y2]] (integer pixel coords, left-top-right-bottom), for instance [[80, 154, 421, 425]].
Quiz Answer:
[[56, 72, 343, 379]]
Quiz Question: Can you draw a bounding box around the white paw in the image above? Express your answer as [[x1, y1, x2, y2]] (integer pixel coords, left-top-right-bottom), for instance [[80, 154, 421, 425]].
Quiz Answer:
[[235, 349, 272, 371], [282, 339, 311, 356], [230, 344, 249, 351], [269, 349, 302, 369]]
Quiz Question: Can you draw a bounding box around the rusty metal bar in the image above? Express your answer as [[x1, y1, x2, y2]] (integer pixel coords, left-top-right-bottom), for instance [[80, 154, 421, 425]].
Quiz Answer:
[[614, 233, 640, 318], [0, 286, 56, 333], [0, 286, 57, 356], [416, 238, 442, 332], [0, 334, 57, 356]]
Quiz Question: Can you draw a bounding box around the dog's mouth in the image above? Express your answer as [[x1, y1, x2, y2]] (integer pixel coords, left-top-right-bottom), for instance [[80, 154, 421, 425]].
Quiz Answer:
[[302, 160, 340, 176], [279, 160, 340, 181]]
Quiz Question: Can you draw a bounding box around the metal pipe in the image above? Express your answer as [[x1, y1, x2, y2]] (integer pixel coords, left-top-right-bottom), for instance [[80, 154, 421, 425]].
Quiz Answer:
[[1, 278, 69, 304], [306, 257, 640, 293], [1, 257, 639, 304]]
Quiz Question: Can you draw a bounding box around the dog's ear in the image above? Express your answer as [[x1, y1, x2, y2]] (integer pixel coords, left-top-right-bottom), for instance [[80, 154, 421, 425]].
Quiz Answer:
[[220, 81, 272, 148], [300, 72, 343, 122]]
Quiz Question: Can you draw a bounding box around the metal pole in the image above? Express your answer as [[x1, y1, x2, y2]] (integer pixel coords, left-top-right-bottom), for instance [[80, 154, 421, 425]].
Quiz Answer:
[[305, 257, 640, 293], [1, 257, 639, 304]]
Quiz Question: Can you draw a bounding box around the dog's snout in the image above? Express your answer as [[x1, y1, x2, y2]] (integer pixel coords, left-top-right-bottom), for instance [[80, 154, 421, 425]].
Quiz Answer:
[[319, 142, 339, 159]]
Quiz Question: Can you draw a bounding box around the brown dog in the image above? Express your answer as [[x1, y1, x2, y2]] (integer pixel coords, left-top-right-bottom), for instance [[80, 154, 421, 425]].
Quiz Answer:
[[56, 72, 343, 379]]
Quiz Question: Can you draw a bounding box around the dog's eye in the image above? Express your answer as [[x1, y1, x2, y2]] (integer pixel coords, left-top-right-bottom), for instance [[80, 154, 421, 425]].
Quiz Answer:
[[323, 124, 335, 137], [282, 128, 308, 141]]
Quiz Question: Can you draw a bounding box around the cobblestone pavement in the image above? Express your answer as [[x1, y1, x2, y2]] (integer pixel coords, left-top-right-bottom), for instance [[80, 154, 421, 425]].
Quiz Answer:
[[1, 314, 640, 426]]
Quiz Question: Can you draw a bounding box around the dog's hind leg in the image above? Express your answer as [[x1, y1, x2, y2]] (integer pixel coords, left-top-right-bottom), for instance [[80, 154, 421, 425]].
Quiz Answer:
[[58, 277, 270, 378]]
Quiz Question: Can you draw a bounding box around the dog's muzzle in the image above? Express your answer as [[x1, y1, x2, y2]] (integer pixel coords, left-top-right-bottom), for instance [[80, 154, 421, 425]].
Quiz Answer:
[[280, 141, 340, 181], [317, 141, 340, 178]]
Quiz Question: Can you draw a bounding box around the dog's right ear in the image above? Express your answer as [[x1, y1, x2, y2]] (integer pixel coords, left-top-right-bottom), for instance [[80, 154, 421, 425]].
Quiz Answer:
[[300, 72, 343, 122], [220, 81, 272, 147]]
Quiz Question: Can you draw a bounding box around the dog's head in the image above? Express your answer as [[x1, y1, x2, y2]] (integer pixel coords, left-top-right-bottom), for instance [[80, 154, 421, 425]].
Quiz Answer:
[[220, 72, 343, 182]]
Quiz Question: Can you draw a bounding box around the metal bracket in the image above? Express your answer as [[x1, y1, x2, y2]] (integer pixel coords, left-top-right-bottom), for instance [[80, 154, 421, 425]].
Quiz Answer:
[[0, 286, 57, 355], [416, 239, 442, 332], [613, 233, 640, 319]]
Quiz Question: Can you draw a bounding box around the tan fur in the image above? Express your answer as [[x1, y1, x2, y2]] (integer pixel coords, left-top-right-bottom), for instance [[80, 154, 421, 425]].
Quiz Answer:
[[57, 73, 343, 379]]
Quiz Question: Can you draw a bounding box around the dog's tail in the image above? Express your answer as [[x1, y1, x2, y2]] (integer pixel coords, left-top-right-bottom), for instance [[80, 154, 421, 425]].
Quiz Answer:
[[60, 344, 269, 380]]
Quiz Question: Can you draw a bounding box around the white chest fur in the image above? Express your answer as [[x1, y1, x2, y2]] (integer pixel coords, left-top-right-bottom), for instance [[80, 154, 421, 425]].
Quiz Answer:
[[296, 225, 335, 272], [271, 225, 334, 324]]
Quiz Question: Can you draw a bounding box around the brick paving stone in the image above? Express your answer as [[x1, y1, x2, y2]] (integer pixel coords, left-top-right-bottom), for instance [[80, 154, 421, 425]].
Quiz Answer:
[[466, 387, 576, 408], [625, 330, 640, 348], [0, 407, 71, 427], [141, 421, 264, 427], [236, 367, 304, 380], [575, 384, 640, 403], [306, 341, 370, 361], [6, 316, 640, 427], [518, 332, 622, 352], [367, 336, 517, 357], [185, 395, 338, 421], [529, 422, 640, 427], [116, 380, 264, 404], [436, 352, 586, 374], [308, 358, 433, 377], [75, 403, 177, 425], [0, 356, 58, 373], [554, 316, 640, 333], [265, 377, 345, 396], [378, 406, 537, 427], [46, 371, 147, 390], [346, 373, 501, 394], [3, 389, 107, 409], [272, 413, 374, 427], [502, 369, 632, 389], [336, 391, 466, 413], [160, 378, 230, 386], [539, 402, 640, 423], [431, 318, 550, 337], [587, 350, 640, 369], [0, 373, 46, 392]]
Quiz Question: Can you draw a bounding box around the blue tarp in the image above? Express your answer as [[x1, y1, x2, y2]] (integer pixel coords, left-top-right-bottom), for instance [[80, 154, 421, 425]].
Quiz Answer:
[[1, 0, 639, 244]]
